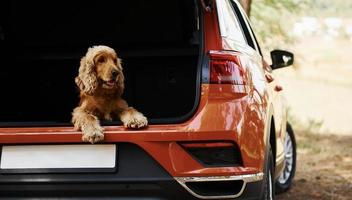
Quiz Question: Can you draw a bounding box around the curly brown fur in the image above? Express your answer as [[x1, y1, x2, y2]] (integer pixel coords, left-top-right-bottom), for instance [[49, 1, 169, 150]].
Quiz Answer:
[[72, 45, 148, 144]]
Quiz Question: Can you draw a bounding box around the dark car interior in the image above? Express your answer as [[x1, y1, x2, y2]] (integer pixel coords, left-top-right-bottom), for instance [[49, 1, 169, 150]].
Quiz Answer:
[[0, 0, 201, 125]]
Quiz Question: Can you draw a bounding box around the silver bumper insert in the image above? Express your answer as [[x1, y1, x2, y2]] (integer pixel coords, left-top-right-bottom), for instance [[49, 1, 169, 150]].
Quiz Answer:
[[175, 172, 264, 199]]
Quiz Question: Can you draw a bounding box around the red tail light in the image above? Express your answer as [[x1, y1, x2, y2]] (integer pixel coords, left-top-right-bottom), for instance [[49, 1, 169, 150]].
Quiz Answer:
[[209, 51, 247, 85]]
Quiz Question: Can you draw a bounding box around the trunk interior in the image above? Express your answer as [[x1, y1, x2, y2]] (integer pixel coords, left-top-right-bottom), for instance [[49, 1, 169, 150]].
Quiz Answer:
[[0, 0, 201, 125]]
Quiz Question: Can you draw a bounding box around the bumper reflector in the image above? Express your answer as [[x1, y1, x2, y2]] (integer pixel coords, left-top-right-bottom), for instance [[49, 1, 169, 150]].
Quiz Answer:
[[179, 141, 242, 167]]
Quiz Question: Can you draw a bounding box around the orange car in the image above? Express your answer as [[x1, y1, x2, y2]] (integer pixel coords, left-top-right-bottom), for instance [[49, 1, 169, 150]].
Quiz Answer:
[[0, 0, 296, 199]]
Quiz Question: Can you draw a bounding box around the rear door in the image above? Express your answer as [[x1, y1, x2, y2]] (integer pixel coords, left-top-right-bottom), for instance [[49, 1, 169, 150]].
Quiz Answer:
[[216, 0, 279, 167], [229, 0, 286, 170]]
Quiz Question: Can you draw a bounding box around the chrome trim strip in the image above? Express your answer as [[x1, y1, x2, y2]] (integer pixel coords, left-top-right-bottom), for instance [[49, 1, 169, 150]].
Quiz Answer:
[[174, 173, 264, 199]]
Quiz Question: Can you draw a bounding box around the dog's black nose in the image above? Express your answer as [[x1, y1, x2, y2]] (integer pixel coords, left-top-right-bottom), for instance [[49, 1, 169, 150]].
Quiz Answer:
[[112, 70, 119, 78]]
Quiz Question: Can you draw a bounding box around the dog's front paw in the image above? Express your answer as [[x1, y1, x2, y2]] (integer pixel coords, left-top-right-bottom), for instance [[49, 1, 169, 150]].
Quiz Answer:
[[82, 127, 104, 144], [124, 113, 148, 129]]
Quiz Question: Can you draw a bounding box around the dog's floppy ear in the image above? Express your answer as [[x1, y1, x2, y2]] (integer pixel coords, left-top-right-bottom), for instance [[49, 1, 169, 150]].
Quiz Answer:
[[116, 58, 125, 96], [117, 72, 125, 96], [75, 56, 98, 95]]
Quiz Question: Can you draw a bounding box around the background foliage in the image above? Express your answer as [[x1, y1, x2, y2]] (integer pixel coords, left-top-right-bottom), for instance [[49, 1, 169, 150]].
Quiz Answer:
[[249, 0, 352, 51], [249, 0, 308, 50]]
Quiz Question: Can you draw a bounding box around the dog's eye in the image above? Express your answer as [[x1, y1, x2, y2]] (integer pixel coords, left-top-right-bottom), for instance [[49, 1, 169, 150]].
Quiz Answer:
[[97, 57, 106, 63]]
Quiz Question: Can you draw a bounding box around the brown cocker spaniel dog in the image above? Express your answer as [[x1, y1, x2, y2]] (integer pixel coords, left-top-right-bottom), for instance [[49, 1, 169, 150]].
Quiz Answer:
[[72, 46, 148, 144]]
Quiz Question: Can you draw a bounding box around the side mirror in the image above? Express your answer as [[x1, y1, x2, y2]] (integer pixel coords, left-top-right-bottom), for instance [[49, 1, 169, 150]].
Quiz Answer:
[[270, 50, 294, 70]]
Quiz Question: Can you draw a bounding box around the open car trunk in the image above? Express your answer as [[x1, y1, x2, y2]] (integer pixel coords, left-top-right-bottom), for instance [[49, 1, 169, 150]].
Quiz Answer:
[[0, 0, 201, 125]]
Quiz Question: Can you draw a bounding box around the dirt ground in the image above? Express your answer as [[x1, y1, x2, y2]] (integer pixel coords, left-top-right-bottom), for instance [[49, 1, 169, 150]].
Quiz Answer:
[[276, 129, 352, 200]]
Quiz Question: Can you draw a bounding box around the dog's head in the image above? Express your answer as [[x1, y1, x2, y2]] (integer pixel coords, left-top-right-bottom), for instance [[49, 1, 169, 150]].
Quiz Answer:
[[75, 45, 124, 95]]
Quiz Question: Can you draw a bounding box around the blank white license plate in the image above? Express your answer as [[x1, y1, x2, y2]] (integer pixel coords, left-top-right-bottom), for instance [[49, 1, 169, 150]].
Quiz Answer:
[[0, 144, 116, 169]]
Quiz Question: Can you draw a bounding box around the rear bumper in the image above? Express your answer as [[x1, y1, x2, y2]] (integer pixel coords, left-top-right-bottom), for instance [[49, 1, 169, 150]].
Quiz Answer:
[[0, 180, 264, 200], [0, 143, 263, 199], [0, 128, 262, 177], [0, 143, 188, 199]]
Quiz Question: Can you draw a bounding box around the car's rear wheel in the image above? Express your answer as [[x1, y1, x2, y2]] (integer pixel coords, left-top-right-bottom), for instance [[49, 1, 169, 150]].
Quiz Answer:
[[261, 145, 275, 200], [275, 122, 296, 193]]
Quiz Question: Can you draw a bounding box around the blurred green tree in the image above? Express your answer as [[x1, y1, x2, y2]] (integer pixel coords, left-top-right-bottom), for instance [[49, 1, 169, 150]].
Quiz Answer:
[[240, 0, 308, 51]]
